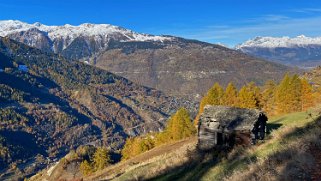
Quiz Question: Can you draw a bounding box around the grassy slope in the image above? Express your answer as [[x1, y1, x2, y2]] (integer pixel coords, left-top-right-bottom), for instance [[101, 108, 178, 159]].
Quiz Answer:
[[201, 109, 321, 181], [86, 138, 197, 181], [85, 107, 321, 181]]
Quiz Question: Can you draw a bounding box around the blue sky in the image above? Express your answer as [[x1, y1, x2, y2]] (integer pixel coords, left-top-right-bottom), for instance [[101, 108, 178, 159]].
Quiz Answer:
[[1, 0, 321, 46]]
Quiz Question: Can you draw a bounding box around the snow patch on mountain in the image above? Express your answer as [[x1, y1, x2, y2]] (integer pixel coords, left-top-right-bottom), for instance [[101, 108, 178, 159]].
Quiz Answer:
[[236, 35, 321, 49], [0, 20, 172, 50]]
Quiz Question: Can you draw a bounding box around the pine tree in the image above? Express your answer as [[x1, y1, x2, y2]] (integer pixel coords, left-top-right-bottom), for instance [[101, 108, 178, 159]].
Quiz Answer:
[[223, 82, 238, 106], [92, 147, 110, 171], [300, 78, 314, 111]]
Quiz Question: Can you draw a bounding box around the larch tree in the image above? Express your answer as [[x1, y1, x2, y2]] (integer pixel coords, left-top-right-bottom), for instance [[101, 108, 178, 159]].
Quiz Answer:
[[121, 137, 134, 160], [237, 82, 260, 109], [194, 83, 224, 125], [79, 160, 93, 176], [92, 147, 111, 171], [275, 74, 291, 114], [166, 108, 196, 141], [300, 78, 314, 111], [261, 80, 276, 115], [206, 83, 224, 105], [275, 74, 302, 114], [289, 74, 302, 112], [223, 82, 238, 107]]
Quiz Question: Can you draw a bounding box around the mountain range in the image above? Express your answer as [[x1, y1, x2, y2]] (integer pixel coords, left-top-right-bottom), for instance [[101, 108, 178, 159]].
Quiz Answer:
[[0, 20, 300, 180], [236, 35, 321, 68], [0, 20, 292, 100]]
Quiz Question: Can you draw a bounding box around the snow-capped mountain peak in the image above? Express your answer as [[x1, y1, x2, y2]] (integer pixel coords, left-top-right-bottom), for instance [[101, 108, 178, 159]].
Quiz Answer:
[[0, 20, 172, 53], [236, 35, 321, 68], [236, 35, 321, 49]]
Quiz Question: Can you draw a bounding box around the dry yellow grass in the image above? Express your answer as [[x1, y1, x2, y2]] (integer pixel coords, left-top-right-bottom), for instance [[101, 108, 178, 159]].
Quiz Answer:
[[31, 107, 321, 181], [86, 137, 197, 181], [94, 108, 321, 181]]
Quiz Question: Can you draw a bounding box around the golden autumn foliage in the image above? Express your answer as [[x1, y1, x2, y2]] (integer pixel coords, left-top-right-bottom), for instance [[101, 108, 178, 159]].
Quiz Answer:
[[79, 147, 111, 175], [196, 74, 315, 118], [237, 82, 261, 109], [79, 160, 93, 176], [121, 74, 317, 161], [194, 83, 224, 125], [275, 74, 302, 114], [261, 80, 276, 115], [300, 78, 314, 111], [121, 108, 195, 160], [164, 108, 196, 141], [92, 147, 111, 171], [222, 82, 238, 107], [121, 135, 155, 160]]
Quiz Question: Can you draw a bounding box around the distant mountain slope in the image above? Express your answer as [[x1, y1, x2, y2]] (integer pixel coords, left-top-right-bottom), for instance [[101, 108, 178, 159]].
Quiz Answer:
[[236, 35, 321, 68], [0, 20, 293, 100], [0, 37, 195, 180], [94, 38, 292, 100]]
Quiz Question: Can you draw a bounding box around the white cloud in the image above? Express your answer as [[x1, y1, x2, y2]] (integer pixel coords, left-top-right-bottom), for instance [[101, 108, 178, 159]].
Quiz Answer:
[[290, 8, 321, 13]]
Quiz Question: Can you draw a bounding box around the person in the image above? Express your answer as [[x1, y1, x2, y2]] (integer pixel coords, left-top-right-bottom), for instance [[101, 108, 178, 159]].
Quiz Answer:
[[251, 113, 268, 144]]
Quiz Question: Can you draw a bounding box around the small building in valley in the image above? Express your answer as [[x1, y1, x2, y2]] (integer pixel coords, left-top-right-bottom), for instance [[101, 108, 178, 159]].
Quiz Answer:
[[197, 105, 267, 151], [18, 64, 28, 72]]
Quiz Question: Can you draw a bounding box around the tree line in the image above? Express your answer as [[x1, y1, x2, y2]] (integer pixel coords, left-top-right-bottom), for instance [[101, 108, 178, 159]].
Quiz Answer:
[[195, 74, 315, 125]]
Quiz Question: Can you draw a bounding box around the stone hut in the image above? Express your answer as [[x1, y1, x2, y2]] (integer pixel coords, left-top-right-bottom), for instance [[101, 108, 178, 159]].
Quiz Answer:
[[198, 105, 267, 151]]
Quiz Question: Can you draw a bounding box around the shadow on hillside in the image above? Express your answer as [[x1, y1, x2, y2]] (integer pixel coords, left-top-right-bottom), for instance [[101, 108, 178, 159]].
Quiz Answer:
[[0, 130, 47, 157], [223, 115, 321, 181], [147, 116, 321, 181], [1, 72, 100, 127], [266, 123, 283, 134], [146, 145, 236, 181]]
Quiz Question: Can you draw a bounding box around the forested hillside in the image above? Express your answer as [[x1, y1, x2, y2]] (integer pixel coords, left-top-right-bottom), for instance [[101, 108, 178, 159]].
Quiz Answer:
[[0, 37, 195, 180]]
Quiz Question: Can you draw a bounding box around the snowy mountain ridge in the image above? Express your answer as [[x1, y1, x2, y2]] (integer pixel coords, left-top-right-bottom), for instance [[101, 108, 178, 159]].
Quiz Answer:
[[236, 35, 321, 68], [236, 35, 321, 49], [0, 20, 172, 52]]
